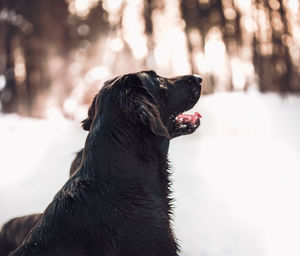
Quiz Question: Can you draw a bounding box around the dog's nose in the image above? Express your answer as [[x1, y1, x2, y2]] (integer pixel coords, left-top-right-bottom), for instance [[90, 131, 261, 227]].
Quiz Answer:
[[193, 74, 202, 84]]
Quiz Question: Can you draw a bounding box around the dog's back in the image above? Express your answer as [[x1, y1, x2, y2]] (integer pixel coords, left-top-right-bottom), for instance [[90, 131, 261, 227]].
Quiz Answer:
[[0, 214, 40, 256]]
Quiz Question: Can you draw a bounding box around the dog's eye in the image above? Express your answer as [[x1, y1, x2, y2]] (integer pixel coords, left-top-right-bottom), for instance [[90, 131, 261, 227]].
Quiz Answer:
[[159, 84, 167, 90], [156, 77, 166, 90]]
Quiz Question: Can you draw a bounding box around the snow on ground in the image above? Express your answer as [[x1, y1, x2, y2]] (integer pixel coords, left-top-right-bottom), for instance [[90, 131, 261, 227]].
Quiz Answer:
[[1, 91, 300, 256]]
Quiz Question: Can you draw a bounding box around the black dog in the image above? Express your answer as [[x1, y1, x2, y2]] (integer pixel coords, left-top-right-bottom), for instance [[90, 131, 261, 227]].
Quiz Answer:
[[10, 71, 202, 256], [1, 69, 201, 256], [0, 150, 83, 256]]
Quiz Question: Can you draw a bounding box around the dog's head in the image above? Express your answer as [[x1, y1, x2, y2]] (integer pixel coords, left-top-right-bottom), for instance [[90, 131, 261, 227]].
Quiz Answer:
[[82, 70, 202, 139]]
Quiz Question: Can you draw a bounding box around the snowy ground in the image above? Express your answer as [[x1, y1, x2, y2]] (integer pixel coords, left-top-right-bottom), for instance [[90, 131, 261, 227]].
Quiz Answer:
[[1, 91, 300, 256]]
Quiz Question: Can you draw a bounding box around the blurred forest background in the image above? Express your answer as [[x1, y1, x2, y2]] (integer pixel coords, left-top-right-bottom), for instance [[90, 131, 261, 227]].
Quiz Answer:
[[0, 0, 299, 118]]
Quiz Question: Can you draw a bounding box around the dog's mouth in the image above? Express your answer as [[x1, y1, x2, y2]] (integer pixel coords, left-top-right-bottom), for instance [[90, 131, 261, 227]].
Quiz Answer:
[[169, 111, 202, 138], [175, 112, 201, 127]]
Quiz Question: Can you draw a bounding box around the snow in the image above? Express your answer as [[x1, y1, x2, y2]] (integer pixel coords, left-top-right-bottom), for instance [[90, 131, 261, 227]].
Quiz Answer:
[[1, 91, 300, 256], [0, 115, 87, 220]]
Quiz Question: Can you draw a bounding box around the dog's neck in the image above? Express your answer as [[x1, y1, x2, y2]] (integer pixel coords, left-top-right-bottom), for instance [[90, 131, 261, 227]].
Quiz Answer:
[[80, 121, 170, 179]]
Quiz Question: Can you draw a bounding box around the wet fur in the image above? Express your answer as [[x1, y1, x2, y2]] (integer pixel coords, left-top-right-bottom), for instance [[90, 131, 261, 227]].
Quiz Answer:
[[9, 71, 201, 256]]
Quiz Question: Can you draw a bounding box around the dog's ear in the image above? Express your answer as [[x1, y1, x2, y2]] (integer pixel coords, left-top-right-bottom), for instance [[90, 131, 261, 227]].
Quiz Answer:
[[135, 95, 169, 138], [81, 95, 98, 131], [119, 74, 169, 138]]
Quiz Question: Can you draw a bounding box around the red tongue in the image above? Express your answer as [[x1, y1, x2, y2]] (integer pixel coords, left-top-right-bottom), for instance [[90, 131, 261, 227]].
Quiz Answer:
[[176, 112, 202, 125]]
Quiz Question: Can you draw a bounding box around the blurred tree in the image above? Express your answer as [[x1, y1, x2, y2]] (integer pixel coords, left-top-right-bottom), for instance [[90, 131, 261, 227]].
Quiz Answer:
[[180, 0, 243, 93], [253, 0, 299, 92], [0, 0, 108, 116], [143, 0, 155, 67], [0, 0, 70, 115]]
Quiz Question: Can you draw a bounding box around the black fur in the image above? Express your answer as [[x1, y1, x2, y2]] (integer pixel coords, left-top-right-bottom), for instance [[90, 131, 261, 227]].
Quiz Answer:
[[10, 71, 202, 256], [69, 150, 83, 177]]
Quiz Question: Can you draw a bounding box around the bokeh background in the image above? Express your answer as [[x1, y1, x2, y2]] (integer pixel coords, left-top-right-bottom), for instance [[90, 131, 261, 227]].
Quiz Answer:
[[1, 0, 300, 117], [1, 0, 300, 255]]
